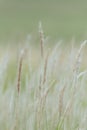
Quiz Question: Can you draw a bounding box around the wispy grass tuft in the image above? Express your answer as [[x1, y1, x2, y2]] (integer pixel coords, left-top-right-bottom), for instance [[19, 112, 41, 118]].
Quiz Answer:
[[0, 27, 87, 130]]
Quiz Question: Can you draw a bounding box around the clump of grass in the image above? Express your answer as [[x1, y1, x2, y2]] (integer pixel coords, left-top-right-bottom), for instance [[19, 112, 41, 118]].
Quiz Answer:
[[0, 27, 87, 130]]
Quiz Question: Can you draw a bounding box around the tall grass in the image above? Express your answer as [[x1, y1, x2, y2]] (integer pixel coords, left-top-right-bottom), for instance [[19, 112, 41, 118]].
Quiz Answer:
[[0, 27, 87, 130]]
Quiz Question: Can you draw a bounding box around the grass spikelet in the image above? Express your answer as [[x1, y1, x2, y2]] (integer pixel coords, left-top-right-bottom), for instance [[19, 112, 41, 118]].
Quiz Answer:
[[13, 48, 27, 130], [39, 22, 44, 59], [73, 40, 87, 74], [72, 40, 87, 91], [43, 49, 50, 85], [17, 48, 26, 95]]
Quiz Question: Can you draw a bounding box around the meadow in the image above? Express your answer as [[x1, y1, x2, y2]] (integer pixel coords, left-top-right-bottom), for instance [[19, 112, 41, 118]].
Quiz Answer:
[[0, 0, 87, 129], [0, 24, 87, 130]]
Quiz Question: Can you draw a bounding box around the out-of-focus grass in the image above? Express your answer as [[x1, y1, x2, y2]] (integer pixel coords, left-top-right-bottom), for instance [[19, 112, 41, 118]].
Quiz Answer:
[[0, 0, 87, 42], [0, 39, 87, 130]]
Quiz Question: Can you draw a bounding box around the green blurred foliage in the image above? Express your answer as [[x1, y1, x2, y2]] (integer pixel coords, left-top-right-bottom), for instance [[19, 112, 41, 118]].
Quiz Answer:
[[0, 0, 87, 42]]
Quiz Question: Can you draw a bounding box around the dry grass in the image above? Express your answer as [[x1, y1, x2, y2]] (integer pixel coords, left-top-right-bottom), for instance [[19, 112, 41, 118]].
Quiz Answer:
[[0, 26, 87, 130]]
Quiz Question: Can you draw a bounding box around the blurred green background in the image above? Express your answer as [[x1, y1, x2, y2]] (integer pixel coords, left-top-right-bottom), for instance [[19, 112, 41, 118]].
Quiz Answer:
[[0, 0, 87, 43]]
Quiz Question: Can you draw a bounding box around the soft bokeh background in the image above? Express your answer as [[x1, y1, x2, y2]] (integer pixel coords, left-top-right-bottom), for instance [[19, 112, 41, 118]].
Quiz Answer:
[[0, 0, 87, 43], [1, 1, 87, 130]]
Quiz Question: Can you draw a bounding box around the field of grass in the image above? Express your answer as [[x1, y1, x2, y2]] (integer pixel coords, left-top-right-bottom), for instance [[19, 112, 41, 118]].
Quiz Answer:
[[1, 1, 87, 129], [0, 25, 87, 130], [0, 0, 87, 42]]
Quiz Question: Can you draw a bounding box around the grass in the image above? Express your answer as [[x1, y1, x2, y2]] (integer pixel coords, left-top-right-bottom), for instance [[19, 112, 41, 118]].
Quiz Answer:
[[0, 25, 87, 130]]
